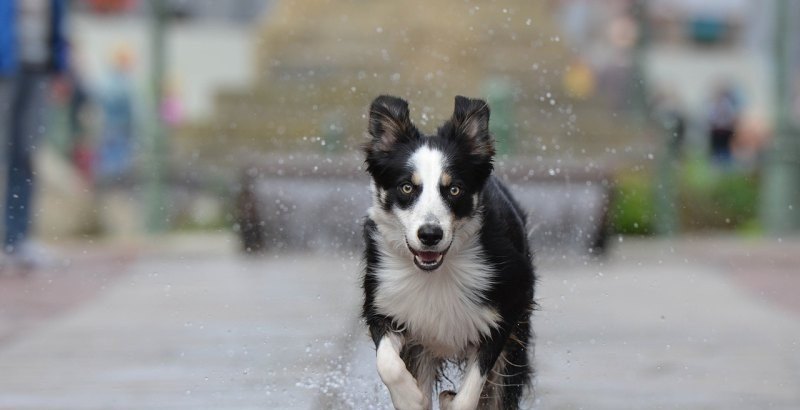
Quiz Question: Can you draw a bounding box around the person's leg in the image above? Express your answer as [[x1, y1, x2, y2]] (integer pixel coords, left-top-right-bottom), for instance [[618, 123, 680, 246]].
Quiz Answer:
[[0, 78, 12, 240], [4, 71, 48, 253]]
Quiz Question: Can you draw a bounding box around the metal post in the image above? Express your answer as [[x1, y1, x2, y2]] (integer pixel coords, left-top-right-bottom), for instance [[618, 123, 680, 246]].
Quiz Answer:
[[632, 0, 677, 235], [653, 116, 679, 236], [761, 0, 800, 234], [146, 0, 168, 232], [631, 0, 650, 121]]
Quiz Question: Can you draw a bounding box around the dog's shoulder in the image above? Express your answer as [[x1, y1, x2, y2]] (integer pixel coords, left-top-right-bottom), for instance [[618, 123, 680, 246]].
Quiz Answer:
[[480, 176, 530, 257]]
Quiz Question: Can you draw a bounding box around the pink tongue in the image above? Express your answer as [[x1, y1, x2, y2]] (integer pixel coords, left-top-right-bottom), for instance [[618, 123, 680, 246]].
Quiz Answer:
[[417, 251, 439, 262]]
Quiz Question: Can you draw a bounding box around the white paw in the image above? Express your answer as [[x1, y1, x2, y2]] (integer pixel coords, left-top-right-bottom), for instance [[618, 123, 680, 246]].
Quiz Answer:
[[438, 390, 456, 410]]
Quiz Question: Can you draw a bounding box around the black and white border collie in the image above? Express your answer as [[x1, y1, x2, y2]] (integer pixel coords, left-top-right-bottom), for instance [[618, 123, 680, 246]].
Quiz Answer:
[[361, 95, 536, 409]]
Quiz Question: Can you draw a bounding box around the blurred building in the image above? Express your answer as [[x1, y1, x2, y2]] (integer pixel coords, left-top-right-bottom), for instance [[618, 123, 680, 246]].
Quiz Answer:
[[70, 0, 273, 122], [79, 0, 271, 23], [645, 0, 774, 123], [557, 0, 775, 151]]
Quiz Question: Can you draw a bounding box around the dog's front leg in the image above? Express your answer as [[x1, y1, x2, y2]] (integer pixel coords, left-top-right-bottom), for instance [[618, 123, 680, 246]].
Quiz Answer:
[[376, 333, 426, 410]]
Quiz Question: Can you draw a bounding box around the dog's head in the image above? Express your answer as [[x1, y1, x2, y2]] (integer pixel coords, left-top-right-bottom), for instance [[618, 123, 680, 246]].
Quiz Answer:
[[364, 95, 495, 271]]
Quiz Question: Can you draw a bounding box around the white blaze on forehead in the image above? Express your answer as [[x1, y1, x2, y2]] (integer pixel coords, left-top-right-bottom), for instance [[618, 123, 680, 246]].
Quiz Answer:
[[409, 146, 445, 192]]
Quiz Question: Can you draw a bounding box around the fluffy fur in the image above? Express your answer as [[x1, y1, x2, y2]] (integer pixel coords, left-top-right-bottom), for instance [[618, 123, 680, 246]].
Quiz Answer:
[[361, 95, 536, 409]]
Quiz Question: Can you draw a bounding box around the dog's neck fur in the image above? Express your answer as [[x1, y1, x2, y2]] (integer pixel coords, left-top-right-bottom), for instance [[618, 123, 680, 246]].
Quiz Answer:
[[368, 194, 500, 358]]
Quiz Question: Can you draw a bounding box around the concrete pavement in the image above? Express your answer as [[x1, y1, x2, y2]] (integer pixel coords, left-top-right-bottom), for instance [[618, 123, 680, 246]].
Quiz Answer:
[[0, 235, 798, 409], [0, 236, 362, 409]]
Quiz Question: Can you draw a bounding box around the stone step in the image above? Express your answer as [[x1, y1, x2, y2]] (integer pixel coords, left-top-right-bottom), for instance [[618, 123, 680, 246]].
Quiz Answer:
[[175, 0, 654, 167]]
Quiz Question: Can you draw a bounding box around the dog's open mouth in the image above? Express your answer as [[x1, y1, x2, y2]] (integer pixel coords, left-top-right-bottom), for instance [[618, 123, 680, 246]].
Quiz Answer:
[[408, 246, 447, 271]]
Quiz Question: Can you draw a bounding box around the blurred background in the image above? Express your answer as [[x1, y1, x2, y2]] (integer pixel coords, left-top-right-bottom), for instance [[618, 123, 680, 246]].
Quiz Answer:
[[0, 0, 798, 408]]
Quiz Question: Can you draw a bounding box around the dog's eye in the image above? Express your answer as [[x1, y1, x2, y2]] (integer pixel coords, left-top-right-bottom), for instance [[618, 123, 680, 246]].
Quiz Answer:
[[449, 186, 461, 196], [400, 183, 414, 194]]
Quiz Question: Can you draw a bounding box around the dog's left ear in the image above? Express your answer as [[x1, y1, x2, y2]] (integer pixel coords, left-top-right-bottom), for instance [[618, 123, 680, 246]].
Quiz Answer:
[[451, 96, 495, 159]]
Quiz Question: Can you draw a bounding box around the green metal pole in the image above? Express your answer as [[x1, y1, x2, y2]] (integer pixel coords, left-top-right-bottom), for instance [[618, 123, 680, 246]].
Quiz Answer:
[[761, 0, 800, 234], [653, 118, 679, 236], [632, 0, 677, 235], [146, 0, 168, 232]]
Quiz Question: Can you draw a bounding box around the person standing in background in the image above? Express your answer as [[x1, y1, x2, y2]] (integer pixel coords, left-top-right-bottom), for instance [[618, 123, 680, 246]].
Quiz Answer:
[[0, 0, 69, 270], [708, 85, 741, 166], [96, 44, 135, 185]]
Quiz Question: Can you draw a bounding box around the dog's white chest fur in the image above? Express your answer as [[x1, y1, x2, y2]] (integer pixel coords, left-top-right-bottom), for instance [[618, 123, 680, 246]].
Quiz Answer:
[[369, 210, 499, 357]]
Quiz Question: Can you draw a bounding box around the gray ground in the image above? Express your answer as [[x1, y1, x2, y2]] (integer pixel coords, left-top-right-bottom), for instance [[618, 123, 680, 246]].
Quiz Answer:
[[0, 235, 798, 409]]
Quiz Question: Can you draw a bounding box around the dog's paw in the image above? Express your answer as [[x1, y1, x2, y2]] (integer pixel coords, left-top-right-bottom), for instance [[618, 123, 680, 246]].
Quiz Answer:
[[438, 390, 457, 409]]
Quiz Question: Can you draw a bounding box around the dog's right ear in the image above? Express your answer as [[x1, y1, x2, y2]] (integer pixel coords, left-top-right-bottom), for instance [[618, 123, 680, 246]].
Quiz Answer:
[[366, 95, 416, 153]]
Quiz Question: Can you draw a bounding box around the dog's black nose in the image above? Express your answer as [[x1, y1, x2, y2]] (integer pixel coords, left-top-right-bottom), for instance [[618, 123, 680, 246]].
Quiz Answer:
[[417, 224, 443, 246]]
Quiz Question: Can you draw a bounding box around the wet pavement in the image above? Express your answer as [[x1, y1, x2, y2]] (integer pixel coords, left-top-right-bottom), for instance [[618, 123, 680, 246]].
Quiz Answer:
[[0, 234, 798, 409]]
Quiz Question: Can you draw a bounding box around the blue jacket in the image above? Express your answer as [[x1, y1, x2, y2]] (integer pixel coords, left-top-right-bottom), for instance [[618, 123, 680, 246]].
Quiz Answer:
[[0, 0, 68, 76]]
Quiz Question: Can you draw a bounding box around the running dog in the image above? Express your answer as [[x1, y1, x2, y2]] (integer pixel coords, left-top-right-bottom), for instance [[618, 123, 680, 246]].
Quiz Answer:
[[361, 95, 536, 409]]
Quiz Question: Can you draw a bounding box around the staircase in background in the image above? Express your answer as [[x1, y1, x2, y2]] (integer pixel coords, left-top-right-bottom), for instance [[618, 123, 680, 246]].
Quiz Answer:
[[175, 0, 653, 172]]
